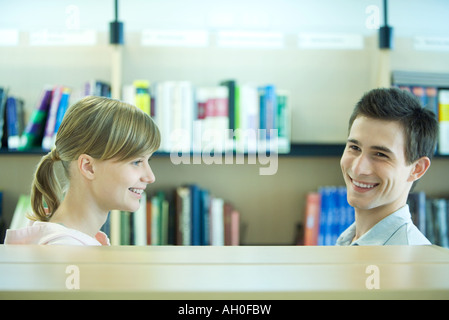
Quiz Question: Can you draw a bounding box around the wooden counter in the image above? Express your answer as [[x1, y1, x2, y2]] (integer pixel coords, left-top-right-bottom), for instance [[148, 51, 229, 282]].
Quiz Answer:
[[1, 245, 449, 299]]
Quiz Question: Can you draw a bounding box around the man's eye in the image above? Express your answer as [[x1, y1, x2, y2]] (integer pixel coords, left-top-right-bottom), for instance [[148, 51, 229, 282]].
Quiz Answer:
[[376, 152, 388, 158]]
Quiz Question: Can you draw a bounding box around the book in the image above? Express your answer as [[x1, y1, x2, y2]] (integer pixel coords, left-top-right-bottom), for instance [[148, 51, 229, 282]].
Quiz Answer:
[[53, 88, 71, 142], [303, 192, 321, 246], [5, 96, 25, 150], [133, 192, 147, 245], [120, 211, 131, 245], [109, 209, 122, 246], [276, 90, 291, 153], [210, 197, 225, 246], [144, 79, 290, 154], [220, 80, 236, 131], [235, 83, 258, 153], [195, 86, 229, 153], [84, 80, 111, 97], [307, 186, 354, 246], [438, 89, 449, 155], [9, 194, 32, 230], [175, 186, 191, 245], [200, 189, 210, 245], [123, 80, 151, 115], [154, 81, 174, 152], [190, 184, 201, 245], [407, 192, 449, 248], [19, 88, 52, 150], [261, 84, 277, 140], [93, 184, 241, 246], [42, 86, 63, 151], [0, 191, 4, 244], [0, 87, 9, 149]]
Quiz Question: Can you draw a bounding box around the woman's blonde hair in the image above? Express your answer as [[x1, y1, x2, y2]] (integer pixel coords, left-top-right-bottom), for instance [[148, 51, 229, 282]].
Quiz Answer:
[[30, 95, 161, 221]]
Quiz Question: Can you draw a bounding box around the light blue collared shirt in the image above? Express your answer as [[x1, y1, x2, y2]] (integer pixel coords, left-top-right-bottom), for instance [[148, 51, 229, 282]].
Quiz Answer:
[[336, 205, 431, 246]]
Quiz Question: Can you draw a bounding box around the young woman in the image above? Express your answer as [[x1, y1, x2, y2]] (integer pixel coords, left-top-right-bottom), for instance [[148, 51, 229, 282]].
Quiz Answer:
[[4, 96, 160, 245]]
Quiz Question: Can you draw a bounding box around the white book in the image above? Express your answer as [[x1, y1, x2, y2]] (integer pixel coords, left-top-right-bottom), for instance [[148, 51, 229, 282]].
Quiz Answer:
[[133, 192, 147, 246], [210, 197, 224, 246], [109, 209, 122, 246], [438, 90, 449, 155]]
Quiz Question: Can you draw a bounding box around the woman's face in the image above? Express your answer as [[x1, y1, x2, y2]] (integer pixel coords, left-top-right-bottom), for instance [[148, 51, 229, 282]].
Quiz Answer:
[[90, 153, 155, 213]]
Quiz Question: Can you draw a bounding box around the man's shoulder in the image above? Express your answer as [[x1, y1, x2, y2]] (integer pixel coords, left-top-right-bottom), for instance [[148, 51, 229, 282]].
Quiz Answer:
[[384, 222, 431, 245]]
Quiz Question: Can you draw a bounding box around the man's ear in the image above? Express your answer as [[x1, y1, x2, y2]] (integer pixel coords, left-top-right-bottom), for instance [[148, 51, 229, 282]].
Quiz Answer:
[[78, 154, 96, 180], [408, 156, 431, 183]]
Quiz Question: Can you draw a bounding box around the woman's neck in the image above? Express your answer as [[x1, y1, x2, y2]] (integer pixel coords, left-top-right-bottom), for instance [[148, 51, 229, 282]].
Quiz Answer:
[[50, 186, 109, 238]]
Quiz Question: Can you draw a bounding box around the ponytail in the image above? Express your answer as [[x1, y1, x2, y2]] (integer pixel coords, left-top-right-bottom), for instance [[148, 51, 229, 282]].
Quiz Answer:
[[30, 149, 62, 221]]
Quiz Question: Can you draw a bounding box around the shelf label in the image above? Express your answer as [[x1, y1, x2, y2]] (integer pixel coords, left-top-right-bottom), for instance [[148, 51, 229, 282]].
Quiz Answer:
[[414, 36, 449, 52], [29, 29, 96, 46], [141, 30, 208, 47], [298, 33, 364, 50], [0, 29, 19, 46], [217, 31, 284, 49]]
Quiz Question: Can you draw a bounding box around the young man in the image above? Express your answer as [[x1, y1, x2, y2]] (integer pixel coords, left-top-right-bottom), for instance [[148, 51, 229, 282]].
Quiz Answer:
[[336, 87, 438, 246]]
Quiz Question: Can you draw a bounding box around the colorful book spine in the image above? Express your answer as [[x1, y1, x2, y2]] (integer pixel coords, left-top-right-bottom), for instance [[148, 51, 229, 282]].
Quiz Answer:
[[105, 185, 240, 246], [19, 88, 52, 150], [42, 86, 63, 151], [133, 80, 151, 115], [438, 89, 449, 155]]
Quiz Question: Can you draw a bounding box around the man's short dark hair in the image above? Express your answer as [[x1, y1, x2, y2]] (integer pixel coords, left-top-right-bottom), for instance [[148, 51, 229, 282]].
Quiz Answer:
[[348, 87, 439, 164]]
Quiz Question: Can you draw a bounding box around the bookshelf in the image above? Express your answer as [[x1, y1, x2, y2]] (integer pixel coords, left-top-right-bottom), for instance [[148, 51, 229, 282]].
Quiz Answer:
[[1, 1, 449, 245]]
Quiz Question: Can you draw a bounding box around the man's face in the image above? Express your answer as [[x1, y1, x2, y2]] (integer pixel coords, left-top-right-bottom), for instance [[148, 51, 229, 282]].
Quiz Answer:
[[340, 116, 415, 216]]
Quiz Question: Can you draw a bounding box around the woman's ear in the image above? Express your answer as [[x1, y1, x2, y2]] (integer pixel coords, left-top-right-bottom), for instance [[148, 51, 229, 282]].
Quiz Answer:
[[78, 154, 96, 180], [408, 156, 431, 183]]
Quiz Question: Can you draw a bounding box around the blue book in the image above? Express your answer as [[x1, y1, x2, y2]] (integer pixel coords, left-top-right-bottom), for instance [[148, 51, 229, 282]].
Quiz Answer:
[[264, 84, 277, 140], [318, 187, 330, 246], [200, 189, 210, 245], [6, 97, 19, 150], [54, 89, 71, 135], [190, 185, 201, 245]]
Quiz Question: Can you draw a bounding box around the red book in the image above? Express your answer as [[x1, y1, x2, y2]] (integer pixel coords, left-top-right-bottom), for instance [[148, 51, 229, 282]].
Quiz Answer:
[[303, 192, 321, 246]]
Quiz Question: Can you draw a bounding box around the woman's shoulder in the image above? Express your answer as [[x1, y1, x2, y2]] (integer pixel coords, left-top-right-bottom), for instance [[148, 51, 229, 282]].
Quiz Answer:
[[5, 221, 108, 246]]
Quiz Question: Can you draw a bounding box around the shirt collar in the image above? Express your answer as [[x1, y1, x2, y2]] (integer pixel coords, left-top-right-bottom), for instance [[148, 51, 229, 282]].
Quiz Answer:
[[337, 205, 412, 246]]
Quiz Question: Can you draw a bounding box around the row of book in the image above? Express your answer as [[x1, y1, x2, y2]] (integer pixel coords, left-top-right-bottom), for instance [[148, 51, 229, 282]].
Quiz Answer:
[[302, 186, 355, 246], [3, 78, 291, 154], [104, 185, 240, 246], [0, 80, 111, 151], [0, 88, 25, 150], [7, 184, 241, 246], [408, 192, 449, 248], [393, 84, 449, 156], [123, 79, 291, 154], [301, 186, 449, 248]]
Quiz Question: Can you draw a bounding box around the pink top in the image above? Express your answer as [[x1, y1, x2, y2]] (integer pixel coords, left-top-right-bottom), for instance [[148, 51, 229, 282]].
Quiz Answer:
[[4, 221, 110, 246]]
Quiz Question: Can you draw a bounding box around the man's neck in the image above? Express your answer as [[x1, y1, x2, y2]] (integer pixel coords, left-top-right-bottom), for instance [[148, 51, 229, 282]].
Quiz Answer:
[[353, 203, 406, 242]]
